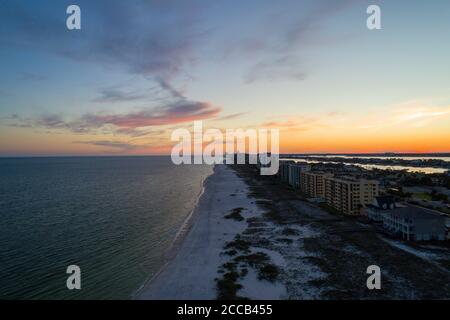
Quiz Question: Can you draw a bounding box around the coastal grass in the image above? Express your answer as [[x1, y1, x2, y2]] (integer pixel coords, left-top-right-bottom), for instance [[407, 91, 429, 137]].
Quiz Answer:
[[234, 252, 270, 267], [224, 207, 245, 221], [216, 250, 280, 299], [276, 237, 294, 244], [246, 217, 261, 223], [218, 227, 282, 298], [282, 227, 299, 236], [247, 221, 267, 228], [234, 252, 280, 282], [243, 227, 268, 235], [318, 203, 343, 216], [216, 260, 249, 300], [258, 263, 280, 282], [223, 249, 238, 256], [226, 164, 450, 299], [263, 209, 284, 223], [253, 200, 286, 223], [302, 229, 450, 299], [224, 235, 251, 253], [216, 274, 245, 300], [412, 192, 433, 201]]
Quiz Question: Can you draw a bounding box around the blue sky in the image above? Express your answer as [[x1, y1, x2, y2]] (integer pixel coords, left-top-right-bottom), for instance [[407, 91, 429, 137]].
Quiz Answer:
[[1, 0, 450, 155]]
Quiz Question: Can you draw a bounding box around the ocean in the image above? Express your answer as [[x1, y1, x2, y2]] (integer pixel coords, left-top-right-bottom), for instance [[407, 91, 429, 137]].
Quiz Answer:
[[0, 156, 213, 299]]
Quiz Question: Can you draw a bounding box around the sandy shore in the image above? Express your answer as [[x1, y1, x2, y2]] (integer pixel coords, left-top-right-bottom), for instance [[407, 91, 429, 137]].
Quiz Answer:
[[137, 165, 263, 299], [138, 164, 450, 300]]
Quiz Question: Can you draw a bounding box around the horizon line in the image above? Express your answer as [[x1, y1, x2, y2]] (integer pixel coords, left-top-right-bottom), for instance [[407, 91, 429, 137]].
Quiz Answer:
[[1, 152, 450, 159]]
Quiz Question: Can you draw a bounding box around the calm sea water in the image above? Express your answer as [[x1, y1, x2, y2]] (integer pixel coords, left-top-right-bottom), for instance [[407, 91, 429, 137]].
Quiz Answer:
[[284, 156, 450, 174], [315, 155, 450, 162], [0, 156, 213, 299]]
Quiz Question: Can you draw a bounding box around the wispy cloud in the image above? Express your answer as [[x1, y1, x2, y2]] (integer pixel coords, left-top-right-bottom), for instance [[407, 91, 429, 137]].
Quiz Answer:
[[92, 87, 147, 103], [73, 139, 174, 154], [0, 1, 358, 85], [236, 0, 356, 83], [262, 120, 299, 128], [6, 76, 222, 135], [89, 79, 222, 129], [358, 101, 450, 129], [17, 72, 47, 81], [9, 100, 220, 135], [155, 77, 185, 100], [73, 140, 141, 151], [85, 101, 220, 129], [114, 127, 167, 138], [0, 1, 205, 80], [245, 56, 306, 83], [213, 112, 247, 121], [261, 113, 328, 132]]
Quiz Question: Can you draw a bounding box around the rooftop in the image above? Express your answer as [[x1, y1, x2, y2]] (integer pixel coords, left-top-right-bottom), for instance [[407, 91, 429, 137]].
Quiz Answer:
[[375, 196, 396, 209], [386, 205, 444, 220], [302, 171, 332, 176], [326, 176, 379, 184]]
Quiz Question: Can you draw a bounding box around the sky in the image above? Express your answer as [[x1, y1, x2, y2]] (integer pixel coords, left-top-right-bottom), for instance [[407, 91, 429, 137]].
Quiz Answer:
[[0, 0, 449, 156]]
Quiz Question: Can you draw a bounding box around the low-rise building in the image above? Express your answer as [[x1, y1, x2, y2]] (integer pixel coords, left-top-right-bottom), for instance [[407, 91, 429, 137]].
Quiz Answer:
[[366, 196, 396, 222], [380, 206, 446, 241], [367, 198, 447, 241], [324, 177, 379, 215]]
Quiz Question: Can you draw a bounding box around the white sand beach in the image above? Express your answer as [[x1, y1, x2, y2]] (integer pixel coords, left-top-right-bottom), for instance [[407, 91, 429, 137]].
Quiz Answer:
[[135, 163, 450, 300], [137, 164, 328, 300], [137, 165, 264, 299]]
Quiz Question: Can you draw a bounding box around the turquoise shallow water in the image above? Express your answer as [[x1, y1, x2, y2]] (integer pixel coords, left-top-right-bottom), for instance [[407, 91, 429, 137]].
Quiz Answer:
[[0, 156, 213, 299]]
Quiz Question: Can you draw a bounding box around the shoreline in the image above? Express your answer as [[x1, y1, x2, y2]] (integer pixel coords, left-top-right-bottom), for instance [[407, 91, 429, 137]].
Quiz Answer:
[[138, 164, 450, 300], [132, 167, 214, 299], [165, 168, 212, 261], [137, 164, 266, 299]]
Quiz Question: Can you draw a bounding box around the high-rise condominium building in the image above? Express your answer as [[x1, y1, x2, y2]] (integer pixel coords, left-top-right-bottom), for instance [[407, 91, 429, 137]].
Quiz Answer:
[[324, 177, 379, 215], [300, 171, 333, 198]]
